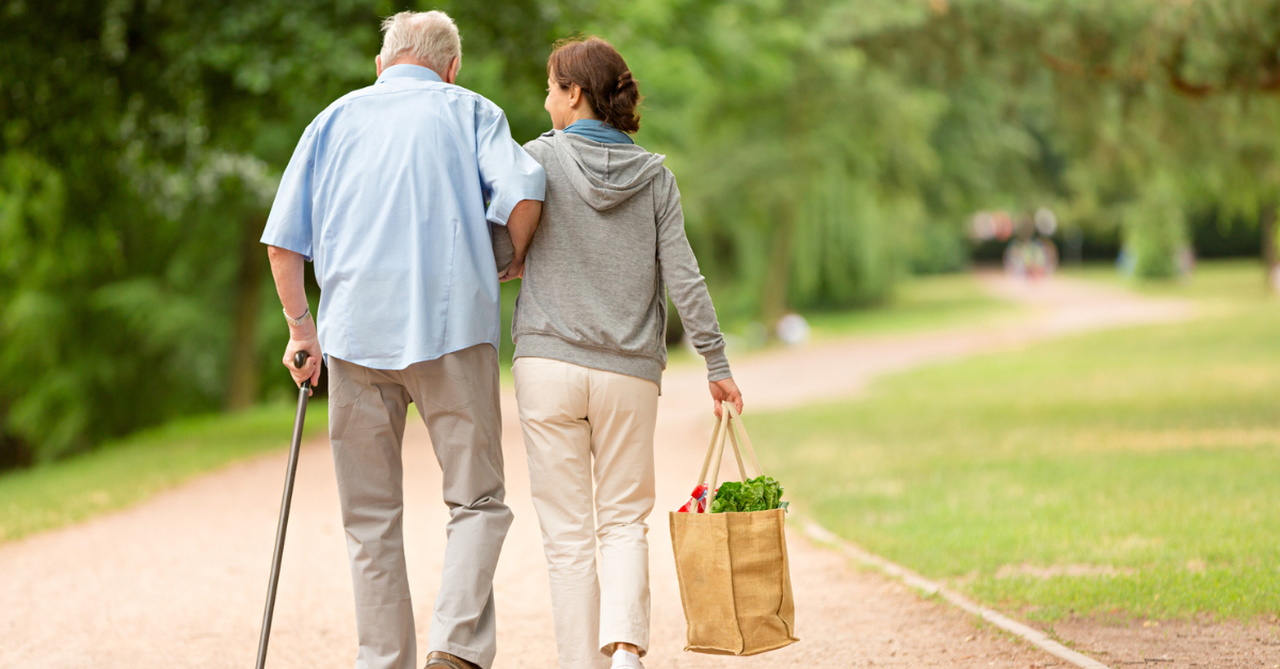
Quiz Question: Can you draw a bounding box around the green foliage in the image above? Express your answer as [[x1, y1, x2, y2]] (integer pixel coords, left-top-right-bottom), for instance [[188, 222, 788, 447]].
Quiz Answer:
[[0, 1, 376, 462], [1124, 177, 1188, 278], [854, 0, 1280, 269], [710, 475, 785, 514], [617, 0, 944, 316], [434, 0, 622, 142], [0, 0, 621, 465], [7, 0, 1280, 466], [802, 272, 1017, 339], [752, 262, 1280, 620]]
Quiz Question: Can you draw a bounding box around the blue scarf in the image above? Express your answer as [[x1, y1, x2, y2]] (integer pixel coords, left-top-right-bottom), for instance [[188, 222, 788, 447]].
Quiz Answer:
[[563, 119, 634, 145]]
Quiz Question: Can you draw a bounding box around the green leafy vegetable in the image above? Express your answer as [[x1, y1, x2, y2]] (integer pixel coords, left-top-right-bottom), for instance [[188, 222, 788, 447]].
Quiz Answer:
[[710, 475, 786, 513]]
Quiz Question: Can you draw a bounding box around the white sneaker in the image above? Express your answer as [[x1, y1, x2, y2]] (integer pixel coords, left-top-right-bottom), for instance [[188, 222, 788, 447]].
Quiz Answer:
[[611, 649, 643, 669]]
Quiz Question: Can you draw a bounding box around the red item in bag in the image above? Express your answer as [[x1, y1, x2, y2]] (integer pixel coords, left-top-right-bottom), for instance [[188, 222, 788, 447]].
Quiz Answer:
[[678, 484, 709, 513]]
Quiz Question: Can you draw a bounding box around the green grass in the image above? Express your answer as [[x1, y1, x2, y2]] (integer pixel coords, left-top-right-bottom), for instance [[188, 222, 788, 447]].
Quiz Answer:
[[752, 260, 1280, 621], [1064, 258, 1274, 302], [801, 272, 1019, 340], [0, 402, 328, 543], [674, 272, 1021, 368]]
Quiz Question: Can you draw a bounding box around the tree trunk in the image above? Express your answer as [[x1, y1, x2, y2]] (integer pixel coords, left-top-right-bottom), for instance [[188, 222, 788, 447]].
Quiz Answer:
[[1262, 205, 1277, 292], [761, 205, 797, 328], [225, 215, 267, 411]]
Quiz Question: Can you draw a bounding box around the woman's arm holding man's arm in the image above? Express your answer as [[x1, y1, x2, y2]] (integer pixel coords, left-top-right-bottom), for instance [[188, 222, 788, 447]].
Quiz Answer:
[[500, 200, 542, 281], [475, 105, 546, 281]]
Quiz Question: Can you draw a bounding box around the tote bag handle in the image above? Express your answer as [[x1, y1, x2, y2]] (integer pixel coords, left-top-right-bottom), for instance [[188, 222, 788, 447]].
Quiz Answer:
[[701, 402, 765, 511], [724, 402, 764, 481]]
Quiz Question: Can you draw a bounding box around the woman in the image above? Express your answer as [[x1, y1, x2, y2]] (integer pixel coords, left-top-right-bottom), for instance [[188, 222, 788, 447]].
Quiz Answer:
[[510, 36, 744, 669]]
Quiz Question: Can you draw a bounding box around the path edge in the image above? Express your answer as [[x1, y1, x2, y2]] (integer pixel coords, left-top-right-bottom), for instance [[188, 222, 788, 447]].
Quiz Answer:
[[801, 519, 1112, 669]]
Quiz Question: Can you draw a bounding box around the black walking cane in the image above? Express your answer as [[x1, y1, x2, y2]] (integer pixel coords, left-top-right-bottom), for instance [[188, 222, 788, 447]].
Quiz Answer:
[[255, 350, 312, 669]]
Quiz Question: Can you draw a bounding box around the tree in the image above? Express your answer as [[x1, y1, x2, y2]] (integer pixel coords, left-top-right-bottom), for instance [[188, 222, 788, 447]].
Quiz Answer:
[[9, 0, 1280, 466], [849, 0, 1280, 279], [0, 0, 377, 462], [0, 0, 607, 465], [603, 0, 945, 322]]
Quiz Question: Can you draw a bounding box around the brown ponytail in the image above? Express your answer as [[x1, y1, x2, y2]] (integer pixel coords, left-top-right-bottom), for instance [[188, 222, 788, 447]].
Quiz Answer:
[[548, 36, 642, 134]]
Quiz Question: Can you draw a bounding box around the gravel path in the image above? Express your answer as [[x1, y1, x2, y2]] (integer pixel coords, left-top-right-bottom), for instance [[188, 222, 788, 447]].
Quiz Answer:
[[0, 275, 1190, 668]]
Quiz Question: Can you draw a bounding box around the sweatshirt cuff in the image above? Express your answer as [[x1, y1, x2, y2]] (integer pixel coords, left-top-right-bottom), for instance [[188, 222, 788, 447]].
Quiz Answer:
[[703, 346, 732, 383]]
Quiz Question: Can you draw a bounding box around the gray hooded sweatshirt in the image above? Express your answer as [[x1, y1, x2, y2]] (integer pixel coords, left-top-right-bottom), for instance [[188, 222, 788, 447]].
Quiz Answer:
[[508, 130, 731, 387]]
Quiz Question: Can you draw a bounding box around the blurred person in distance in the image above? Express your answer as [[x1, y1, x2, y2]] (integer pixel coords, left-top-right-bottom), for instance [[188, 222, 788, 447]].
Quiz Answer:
[[776, 313, 811, 346]]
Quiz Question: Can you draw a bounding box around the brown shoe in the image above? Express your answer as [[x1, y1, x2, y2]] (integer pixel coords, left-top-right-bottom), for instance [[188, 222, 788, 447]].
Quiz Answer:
[[424, 651, 479, 669]]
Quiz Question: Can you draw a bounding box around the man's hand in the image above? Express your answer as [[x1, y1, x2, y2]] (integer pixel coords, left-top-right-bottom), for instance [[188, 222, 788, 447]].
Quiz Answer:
[[283, 315, 323, 395], [500, 257, 525, 282], [710, 377, 744, 417]]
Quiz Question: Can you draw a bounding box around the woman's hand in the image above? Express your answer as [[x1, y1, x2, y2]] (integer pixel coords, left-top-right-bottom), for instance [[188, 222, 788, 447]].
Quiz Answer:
[[710, 377, 743, 417], [500, 257, 525, 282]]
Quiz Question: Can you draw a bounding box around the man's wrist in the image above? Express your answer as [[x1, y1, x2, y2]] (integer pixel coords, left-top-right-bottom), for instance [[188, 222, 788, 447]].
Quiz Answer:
[[287, 314, 316, 339], [283, 306, 310, 326]]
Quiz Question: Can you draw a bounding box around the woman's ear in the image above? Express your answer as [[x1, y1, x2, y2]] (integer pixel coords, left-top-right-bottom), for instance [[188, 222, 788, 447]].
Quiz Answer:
[[568, 83, 583, 109]]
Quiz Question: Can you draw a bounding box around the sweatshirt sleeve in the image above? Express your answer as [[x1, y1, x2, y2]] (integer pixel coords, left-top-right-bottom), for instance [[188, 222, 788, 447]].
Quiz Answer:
[[655, 170, 732, 382]]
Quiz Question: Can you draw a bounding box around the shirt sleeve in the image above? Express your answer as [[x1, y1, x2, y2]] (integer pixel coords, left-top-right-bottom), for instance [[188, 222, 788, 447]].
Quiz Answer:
[[260, 121, 319, 260], [476, 105, 546, 226], [655, 170, 733, 382]]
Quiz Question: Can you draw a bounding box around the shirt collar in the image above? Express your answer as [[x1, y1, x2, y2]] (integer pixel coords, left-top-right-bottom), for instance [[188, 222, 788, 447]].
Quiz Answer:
[[376, 64, 444, 85], [563, 119, 635, 145]]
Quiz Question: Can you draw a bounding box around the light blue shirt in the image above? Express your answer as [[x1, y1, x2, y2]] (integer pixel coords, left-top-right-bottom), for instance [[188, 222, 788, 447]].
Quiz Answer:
[[261, 65, 546, 369]]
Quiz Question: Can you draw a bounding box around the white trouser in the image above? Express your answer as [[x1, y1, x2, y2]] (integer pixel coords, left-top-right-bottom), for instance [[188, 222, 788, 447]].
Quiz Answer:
[[512, 357, 659, 669]]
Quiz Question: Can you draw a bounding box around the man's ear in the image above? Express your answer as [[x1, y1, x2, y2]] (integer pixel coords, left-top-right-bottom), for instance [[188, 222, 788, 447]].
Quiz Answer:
[[445, 56, 460, 84], [375, 54, 384, 77]]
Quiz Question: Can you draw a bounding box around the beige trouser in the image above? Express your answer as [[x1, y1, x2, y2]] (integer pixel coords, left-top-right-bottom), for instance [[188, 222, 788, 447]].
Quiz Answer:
[[327, 345, 513, 669], [512, 357, 660, 669]]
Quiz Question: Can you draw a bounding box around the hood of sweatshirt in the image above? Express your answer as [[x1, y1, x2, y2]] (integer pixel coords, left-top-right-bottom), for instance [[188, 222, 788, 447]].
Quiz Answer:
[[543, 130, 668, 211]]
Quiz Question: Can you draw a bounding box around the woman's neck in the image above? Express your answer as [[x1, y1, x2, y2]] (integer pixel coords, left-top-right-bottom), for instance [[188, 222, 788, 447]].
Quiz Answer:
[[563, 110, 600, 129]]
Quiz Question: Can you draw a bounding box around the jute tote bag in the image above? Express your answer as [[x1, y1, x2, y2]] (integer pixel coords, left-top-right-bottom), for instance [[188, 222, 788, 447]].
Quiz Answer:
[[670, 402, 798, 656]]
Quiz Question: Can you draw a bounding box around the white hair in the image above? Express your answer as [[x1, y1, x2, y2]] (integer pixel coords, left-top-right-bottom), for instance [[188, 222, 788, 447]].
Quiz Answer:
[[380, 10, 461, 75]]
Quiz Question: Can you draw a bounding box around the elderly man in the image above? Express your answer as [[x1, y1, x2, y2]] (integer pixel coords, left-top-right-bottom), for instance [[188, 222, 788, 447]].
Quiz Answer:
[[261, 11, 544, 669]]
